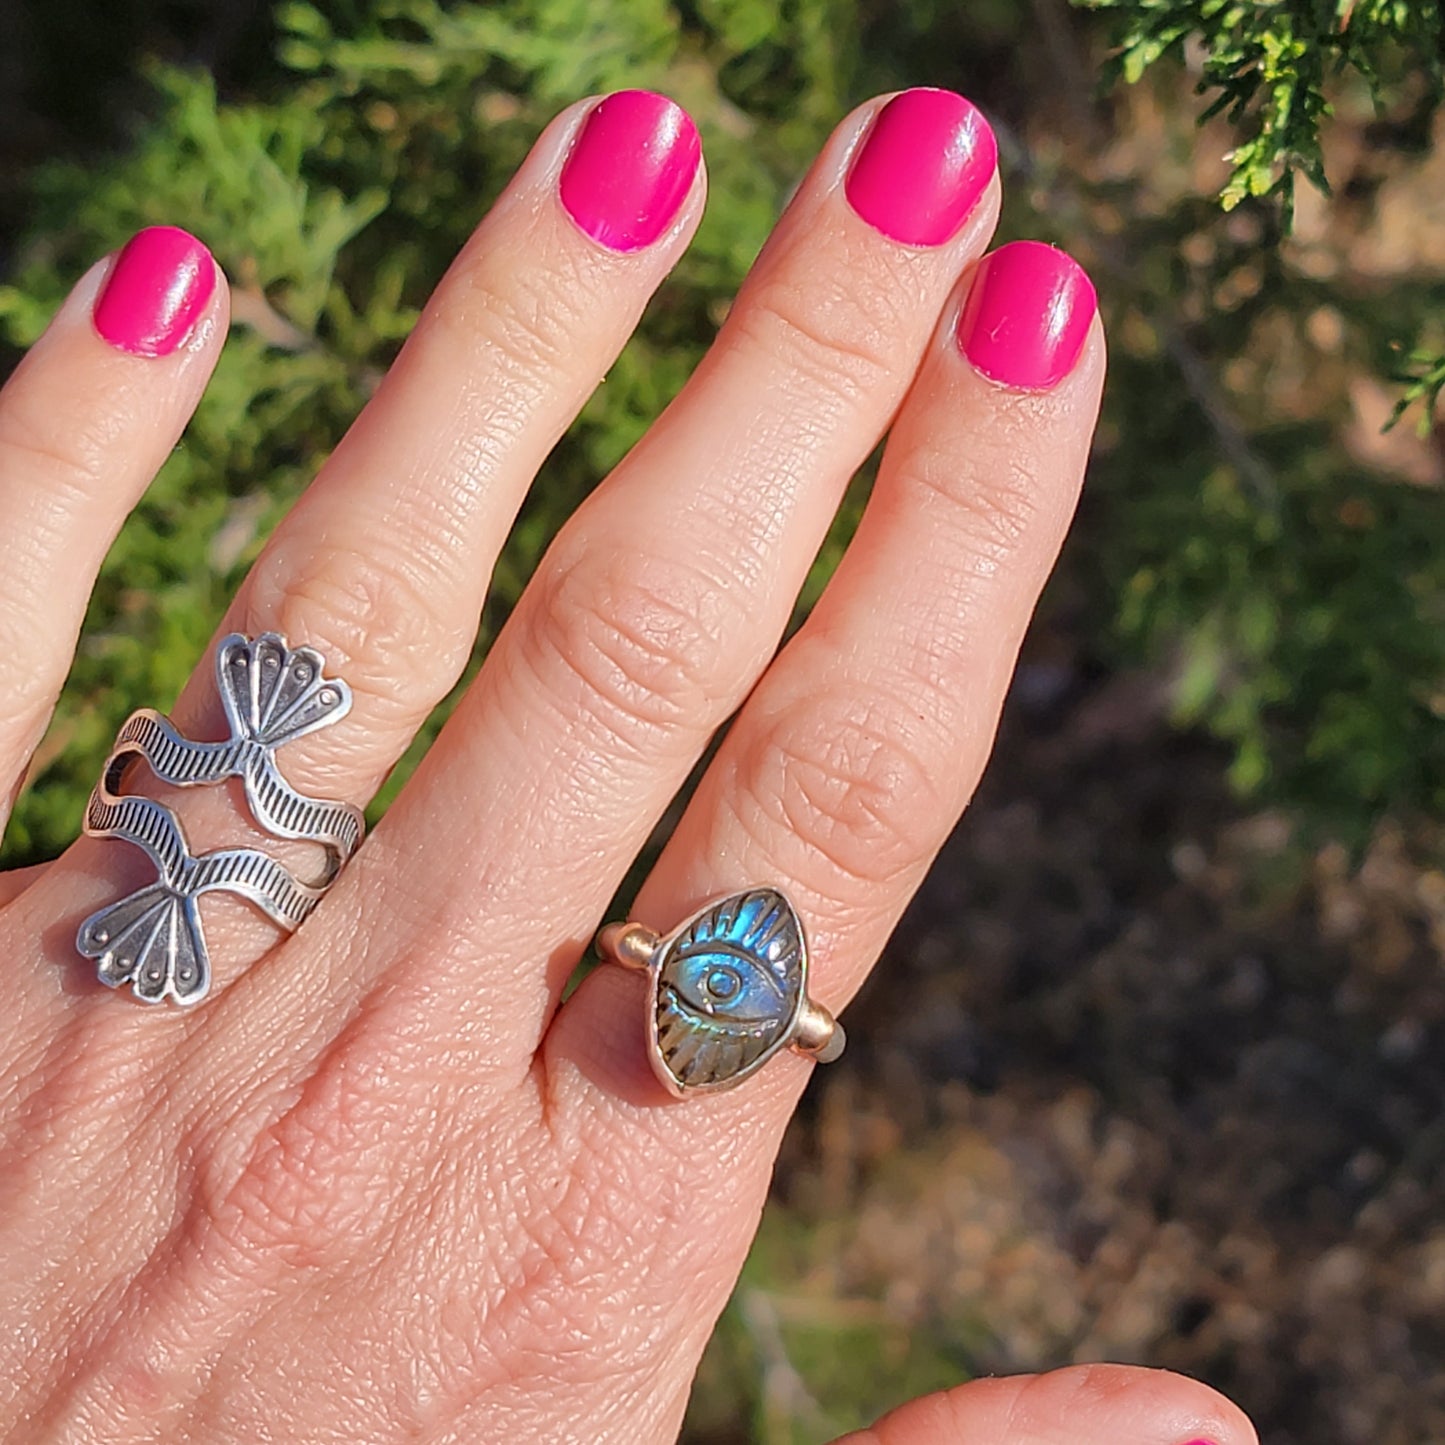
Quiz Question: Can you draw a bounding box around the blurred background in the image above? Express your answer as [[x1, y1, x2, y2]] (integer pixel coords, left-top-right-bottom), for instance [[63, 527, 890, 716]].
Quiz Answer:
[[1, 1, 1442, 1441]]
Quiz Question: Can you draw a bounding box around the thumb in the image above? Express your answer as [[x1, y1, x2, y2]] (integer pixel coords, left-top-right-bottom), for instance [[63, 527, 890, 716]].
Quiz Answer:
[[830, 1364, 1257, 1445]]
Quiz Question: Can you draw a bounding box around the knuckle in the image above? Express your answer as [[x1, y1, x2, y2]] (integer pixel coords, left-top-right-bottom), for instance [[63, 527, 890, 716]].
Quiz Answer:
[[0, 402, 117, 509], [0, 412, 126, 712], [0, 389, 164, 746], [474, 1113, 727, 1386], [911, 441, 1047, 569], [440, 238, 601, 393], [1, 1018, 156, 1181], [0, 633, 52, 748], [243, 537, 469, 731], [730, 682, 952, 893], [515, 544, 741, 752], [520, 1156, 664, 1311], [0, 632, 68, 774], [735, 265, 909, 413]]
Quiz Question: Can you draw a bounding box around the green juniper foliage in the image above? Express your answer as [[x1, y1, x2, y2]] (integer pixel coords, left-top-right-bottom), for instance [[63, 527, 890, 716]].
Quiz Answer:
[[1073, 0, 1445, 829], [1, 0, 1442, 865], [1080, 0, 1445, 427], [1392, 340, 1445, 433], [0, 0, 860, 860], [1079, 0, 1444, 220]]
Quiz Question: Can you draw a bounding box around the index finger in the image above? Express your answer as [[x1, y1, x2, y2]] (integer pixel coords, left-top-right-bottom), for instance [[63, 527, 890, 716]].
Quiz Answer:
[[0, 229, 226, 826]]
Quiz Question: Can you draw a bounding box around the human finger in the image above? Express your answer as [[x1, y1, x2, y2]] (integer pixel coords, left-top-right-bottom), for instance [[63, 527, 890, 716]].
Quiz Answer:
[[18, 92, 705, 1012], [214, 91, 706, 800], [530, 242, 1102, 1424], [318, 88, 1002, 1061], [832, 1365, 1256, 1445], [0, 228, 225, 832], [0, 861, 50, 909]]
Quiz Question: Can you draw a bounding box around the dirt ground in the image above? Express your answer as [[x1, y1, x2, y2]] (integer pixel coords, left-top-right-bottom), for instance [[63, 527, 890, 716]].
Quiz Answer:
[[695, 657, 1445, 1444]]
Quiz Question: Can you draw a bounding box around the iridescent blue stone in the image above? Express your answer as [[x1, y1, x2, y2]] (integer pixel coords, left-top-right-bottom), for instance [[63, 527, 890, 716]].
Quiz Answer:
[[653, 888, 805, 1091]]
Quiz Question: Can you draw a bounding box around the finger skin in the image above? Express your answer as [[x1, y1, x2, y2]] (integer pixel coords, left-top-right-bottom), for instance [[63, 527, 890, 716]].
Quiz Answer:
[[208, 93, 707, 804], [557, 283, 1103, 1040], [0, 861, 48, 909], [833, 1365, 1257, 1445], [612, 269, 1104, 1010], [0, 240, 226, 828]]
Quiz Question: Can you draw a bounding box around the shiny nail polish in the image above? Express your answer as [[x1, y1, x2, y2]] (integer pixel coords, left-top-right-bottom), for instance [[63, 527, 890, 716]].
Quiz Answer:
[[956, 240, 1096, 390], [845, 87, 997, 247], [93, 226, 215, 358], [559, 90, 701, 253]]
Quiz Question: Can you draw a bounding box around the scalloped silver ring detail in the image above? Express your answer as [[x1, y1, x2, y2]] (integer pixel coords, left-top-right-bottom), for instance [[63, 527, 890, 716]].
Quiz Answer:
[[77, 632, 364, 1005]]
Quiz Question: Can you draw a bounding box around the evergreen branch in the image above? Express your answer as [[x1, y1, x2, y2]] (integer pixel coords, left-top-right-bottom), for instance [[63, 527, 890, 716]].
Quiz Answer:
[[1387, 347, 1445, 436], [990, 112, 1280, 509], [1074, 0, 1445, 227]]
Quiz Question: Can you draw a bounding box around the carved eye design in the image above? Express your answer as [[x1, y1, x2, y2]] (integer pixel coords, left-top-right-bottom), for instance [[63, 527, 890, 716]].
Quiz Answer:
[[652, 889, 806, 1092]]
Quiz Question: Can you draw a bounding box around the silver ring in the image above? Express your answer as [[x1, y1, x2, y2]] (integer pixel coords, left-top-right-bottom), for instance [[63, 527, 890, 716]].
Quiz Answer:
[[595, 887, 844, 1096], [77, 632, 364, 1006]]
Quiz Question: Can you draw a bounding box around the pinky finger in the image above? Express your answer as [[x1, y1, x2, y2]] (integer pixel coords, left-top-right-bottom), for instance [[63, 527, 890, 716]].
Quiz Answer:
[[833, 1364, 1257, 1445], [0, 226, 226, 826]]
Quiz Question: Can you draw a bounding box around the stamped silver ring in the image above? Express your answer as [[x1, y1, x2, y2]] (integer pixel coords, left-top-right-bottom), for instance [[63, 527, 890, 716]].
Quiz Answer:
[[77, 632, 364, 1006], [596, 887, 844, 1096]]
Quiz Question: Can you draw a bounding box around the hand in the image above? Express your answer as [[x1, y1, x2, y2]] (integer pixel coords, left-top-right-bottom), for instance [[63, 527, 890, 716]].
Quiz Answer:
[[0, 89, 1254, 1444]]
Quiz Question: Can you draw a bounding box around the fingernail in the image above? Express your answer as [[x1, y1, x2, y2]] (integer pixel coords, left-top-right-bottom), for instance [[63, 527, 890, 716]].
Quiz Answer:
[[93, 226, 215, 358], [956, 240, 1096, 390], [845, 87, 997, 247], [560, 90, 701, 253]]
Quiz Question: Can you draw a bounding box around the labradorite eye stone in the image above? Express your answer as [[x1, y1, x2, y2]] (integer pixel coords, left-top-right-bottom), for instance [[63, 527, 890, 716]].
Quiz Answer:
[[654, 889, 805, 1091]]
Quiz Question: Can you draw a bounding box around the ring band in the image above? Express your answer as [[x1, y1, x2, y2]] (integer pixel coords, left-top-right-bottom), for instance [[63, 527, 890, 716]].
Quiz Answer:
[[596, 887, 844, 1096], [77, 632, 363, 1005], [108, 706, 360, 880]]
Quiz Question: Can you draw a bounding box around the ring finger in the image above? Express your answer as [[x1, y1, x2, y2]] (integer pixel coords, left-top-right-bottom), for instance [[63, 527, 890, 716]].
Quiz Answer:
[[541, 239, 1105, 1428], [611, 241, 1105, 1023]]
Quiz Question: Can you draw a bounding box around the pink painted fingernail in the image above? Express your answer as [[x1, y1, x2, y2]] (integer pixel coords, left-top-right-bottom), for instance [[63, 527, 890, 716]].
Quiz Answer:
[[559, 90, 701, 253], [956, 240, 1096, 390], [845, 87, 997, 247], [93, 226, 215, 358]]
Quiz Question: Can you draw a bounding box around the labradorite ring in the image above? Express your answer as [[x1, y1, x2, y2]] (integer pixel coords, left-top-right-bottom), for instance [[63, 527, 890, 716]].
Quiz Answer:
[[596, 887, 845, 1096]]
